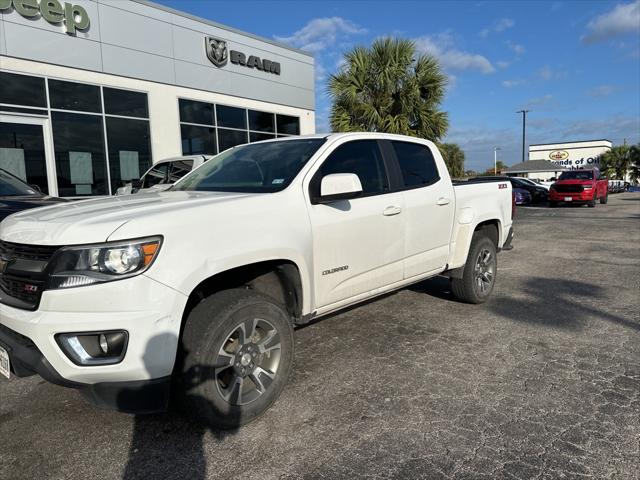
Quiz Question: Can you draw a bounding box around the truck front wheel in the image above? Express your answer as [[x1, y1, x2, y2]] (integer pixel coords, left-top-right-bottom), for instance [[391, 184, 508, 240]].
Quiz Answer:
[[451, 234, 497, 304], [588, 192, 597, 207], [176, 289, 294, 429]]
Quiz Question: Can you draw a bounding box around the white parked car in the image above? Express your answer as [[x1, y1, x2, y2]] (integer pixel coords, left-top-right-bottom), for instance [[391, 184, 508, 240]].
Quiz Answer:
[[115, 155, 212, 195], [0, 133, 514, 428]]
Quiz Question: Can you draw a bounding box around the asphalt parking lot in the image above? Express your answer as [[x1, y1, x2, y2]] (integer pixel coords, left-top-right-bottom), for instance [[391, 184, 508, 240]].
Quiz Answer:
[[1, 192, 639, 480]]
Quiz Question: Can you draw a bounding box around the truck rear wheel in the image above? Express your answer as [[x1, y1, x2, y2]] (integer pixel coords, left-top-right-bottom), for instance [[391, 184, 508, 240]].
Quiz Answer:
[[176, 289, 294, 429], [451, 233, 497, 304]]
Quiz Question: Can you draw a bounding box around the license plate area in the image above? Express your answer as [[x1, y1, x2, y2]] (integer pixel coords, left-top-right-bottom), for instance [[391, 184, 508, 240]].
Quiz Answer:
[[564, 197, 573, 201], [0, 345, 10, 379]]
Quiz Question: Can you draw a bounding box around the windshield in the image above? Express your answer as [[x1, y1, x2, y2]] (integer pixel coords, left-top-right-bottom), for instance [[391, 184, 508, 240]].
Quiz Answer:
[[172, 138, 326, 193], [558, 170, 594, 180], [0, 169, 39, 196]]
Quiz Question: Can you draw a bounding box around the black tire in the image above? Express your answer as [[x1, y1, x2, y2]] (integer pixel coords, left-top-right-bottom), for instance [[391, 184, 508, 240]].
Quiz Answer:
[[600, 192, 608, 204], [451, 233, 497, 304], [587, 192, 596, 207], [549, 201, 558, 208], [176, 289, 294, 429]]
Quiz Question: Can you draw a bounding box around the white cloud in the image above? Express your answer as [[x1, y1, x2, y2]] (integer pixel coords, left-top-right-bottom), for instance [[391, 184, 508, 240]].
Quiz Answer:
[[502, 80, 520, 88], [274, 17, 366, 53], [479, 18, 514, 37], [506, 41, 525, 55], [582, 1, 640, 44], [496, 60, 510, 69], [525, 94, 554, 106], [588, 85, 617, 97], [538, 65, 568, 80], [415, 33, 495, 74]]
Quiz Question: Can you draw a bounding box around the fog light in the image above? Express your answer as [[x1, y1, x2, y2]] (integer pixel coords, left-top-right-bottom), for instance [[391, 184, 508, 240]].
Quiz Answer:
[[56, 331, 128, 366]]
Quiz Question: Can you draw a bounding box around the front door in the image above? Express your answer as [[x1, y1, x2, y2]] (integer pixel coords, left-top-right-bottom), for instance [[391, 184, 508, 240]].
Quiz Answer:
[[0, 115, 55, 195], [306, 139, 406, 311]]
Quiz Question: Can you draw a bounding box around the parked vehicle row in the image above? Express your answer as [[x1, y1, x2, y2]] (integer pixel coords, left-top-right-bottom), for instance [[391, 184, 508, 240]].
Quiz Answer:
[[0, 133, 514, 428]]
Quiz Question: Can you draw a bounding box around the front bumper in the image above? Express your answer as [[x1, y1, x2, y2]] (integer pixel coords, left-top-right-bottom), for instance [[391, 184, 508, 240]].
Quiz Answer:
[[549, 190, 594, 202], [0, 274, 188, 412]]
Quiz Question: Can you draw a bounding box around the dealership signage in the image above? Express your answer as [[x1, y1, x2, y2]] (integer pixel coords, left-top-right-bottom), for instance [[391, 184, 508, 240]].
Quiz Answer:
[[0, 0, 89, 35], [205, 36, 281, 75]]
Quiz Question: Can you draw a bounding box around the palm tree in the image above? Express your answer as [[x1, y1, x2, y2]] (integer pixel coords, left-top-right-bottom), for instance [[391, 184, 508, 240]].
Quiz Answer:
[[600, 145, 630, 179], [628, 144, 640, 183], [438, 143, 465, 178], [329, 37, 449, 141]]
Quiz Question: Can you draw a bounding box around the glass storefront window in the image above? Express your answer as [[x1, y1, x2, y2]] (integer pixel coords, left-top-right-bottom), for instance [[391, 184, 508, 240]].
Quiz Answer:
[[179, 99, 214, 126], [276, 114, 300, 135], [51, 112, 108, 196], [104, 88, 149, 118], [217, 105, 246, 130], [0, 72, 47, 108], [249, 132, 276, 143], [106, 117, 152, 194], [248, 110, 275, 133], [49, 80, 102, 113], [179, 98, 299, 156], [181, 125, 217, 155], [218, 128, 248, 152], [0, 122, 48, 193]]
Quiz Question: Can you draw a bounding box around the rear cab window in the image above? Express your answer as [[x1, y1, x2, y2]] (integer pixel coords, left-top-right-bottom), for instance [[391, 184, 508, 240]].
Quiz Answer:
[[390, 141, 440, 189]]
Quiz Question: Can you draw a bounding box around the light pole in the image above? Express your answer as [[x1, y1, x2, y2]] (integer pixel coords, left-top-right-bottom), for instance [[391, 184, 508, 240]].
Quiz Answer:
[[494, 147, 501, 174], [516, 110, 530, 163]]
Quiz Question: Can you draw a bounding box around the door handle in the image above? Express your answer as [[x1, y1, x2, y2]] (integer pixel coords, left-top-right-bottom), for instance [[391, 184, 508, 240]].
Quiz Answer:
[[436, 197, 451, 206], [383, 206, 402, 216]]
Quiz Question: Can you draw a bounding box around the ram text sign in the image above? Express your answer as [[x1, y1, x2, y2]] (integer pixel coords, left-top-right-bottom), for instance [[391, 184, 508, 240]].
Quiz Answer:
[[0, 0, 89, 35], [205, 36, 281, 75]]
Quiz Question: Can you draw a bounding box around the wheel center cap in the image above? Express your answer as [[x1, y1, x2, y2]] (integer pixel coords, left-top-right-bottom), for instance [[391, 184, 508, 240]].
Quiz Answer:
[[240, 353, 252, 367]]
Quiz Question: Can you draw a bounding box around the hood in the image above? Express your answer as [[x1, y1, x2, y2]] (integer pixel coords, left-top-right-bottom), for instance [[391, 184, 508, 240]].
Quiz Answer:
[[554, 178, 594, 185], [0, 191, 256, 245], [0, 196, 67, 223]]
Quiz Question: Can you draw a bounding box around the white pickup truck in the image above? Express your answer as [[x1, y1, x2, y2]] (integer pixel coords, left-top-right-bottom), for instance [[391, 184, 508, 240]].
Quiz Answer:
[[0, 133, 513, 427]]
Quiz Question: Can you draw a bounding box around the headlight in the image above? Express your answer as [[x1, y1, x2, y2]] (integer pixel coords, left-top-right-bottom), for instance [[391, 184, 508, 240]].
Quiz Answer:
[[47, 236, 162, 289], [582, 184, 593, 189]]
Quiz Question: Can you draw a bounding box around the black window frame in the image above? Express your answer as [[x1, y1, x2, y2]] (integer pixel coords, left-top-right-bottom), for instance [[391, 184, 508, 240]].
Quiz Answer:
[[309, 139, 394, 204], [382, 139, 441, 191]]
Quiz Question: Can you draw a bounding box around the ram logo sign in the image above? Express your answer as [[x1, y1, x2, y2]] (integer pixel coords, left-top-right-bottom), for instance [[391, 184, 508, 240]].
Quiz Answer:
[[205, 36, 281, 75], [205, 37, 228, 67]]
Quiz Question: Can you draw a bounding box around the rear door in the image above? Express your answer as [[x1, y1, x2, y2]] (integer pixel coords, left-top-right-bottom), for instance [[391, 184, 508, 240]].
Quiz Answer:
[[306, 139, 406, 309], [384, 140, 455, 279]]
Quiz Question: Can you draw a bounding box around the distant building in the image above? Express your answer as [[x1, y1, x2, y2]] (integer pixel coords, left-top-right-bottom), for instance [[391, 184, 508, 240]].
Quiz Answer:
[[505, 160, 566, 180], [529, 140, 612, 171]]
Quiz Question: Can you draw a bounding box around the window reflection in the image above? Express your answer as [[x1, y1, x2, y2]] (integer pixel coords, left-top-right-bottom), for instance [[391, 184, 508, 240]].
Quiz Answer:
[[106, 117, 152, 194]]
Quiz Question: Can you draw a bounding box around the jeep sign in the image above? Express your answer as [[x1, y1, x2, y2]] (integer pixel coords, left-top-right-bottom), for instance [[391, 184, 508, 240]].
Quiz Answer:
[[0, 0, 90, 35]]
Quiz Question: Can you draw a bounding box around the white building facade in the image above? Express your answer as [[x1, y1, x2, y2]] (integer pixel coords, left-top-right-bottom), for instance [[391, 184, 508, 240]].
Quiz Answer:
[[529, 140, 612, 174], [0, 0, 315, 197]]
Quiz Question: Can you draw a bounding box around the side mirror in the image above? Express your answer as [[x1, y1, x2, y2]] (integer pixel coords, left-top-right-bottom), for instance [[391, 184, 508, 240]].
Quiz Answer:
[[131, 179, 142, 189], [317, 173, 363, 203]]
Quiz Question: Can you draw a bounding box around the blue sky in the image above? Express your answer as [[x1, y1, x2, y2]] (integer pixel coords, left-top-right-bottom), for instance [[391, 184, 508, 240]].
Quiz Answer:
[[158, 0, 640, 171]]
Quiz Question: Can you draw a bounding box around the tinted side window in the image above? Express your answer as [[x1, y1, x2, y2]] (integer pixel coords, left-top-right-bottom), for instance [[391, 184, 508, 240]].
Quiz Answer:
[[142, 163, 170, 188], [391, 141, 439, 188], [49, 80, 101, 113], [0, 72, 47, 107], [319, 140, 388, 196]]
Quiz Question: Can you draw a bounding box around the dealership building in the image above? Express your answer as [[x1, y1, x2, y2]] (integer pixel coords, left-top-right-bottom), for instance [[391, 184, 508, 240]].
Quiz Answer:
[[525, 140, 612, 179], [0, 0, 315, 197]]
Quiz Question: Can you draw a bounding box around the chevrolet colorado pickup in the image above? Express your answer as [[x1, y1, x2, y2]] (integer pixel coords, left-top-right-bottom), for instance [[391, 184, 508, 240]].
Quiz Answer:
[[549, 168, 608, 207], [0, 133, 514, 428]]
